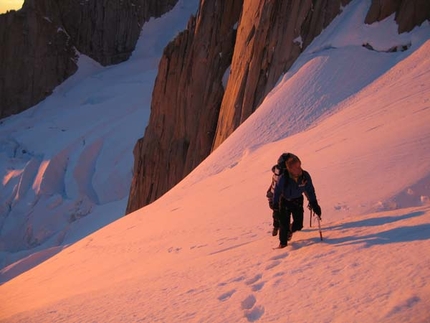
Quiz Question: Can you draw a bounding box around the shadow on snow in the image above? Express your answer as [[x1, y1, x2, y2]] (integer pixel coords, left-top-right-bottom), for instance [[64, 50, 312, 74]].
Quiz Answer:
[[319, 210, 430, 247]]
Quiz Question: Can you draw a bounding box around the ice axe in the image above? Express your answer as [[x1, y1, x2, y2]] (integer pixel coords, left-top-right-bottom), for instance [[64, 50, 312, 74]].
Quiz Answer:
[[309, 207, 323, 241]]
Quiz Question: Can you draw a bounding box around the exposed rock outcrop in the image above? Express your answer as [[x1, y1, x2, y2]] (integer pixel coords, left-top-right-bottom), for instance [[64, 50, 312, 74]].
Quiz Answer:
[[127, 0, 430, 214], [0, 1, 78, 119], [365, 0, 430, 33], [212, 0, 350, 149], [126, 0, 351, 213], [56, 0, 178, 66], [126, 1, 243, 211], [0, 0, 178, 119]]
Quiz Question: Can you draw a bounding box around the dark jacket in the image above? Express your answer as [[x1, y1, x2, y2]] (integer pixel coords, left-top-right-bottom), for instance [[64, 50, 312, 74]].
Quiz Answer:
[[273, 170, 317, 209]]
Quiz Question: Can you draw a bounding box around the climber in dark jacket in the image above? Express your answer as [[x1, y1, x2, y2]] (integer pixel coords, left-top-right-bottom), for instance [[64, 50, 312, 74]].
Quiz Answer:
[[272, 154, 321, 248]]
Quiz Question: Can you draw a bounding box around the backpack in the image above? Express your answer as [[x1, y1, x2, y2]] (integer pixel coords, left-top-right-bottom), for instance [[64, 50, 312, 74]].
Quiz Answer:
[[266, 153, 293, 202]]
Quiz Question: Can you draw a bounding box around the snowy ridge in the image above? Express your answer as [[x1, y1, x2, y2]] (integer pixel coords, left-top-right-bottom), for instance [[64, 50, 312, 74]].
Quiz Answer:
[[0, 0, 430, 322]]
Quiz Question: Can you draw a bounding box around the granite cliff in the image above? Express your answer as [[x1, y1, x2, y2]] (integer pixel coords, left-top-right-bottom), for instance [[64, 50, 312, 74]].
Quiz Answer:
[[0, 0, 177, 118], [126, 0, 430, 214]]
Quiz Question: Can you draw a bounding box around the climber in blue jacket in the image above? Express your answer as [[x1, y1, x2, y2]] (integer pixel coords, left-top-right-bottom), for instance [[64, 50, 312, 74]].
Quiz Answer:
[[272, 153, 321, 248]]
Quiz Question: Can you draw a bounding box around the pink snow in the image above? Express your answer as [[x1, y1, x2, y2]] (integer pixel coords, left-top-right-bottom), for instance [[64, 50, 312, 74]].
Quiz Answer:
[[0, 0, 429, 322]]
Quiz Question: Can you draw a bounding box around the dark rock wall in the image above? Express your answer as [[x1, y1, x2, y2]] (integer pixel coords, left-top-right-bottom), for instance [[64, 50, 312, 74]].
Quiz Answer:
[[0, 0, 178, 119], [365, 0, 430, 33], [56, 0, 178, 66], [126, 0, 243, 211], [0, 0, 78, 119], [212, 0, 350, 149], [126, 0, 430, 213], [126, 0, 350, 213]]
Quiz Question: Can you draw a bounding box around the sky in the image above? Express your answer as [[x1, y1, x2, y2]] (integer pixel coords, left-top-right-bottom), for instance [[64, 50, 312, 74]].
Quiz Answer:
[[0, 0, 430, 322], [0, 0, 23, 14]]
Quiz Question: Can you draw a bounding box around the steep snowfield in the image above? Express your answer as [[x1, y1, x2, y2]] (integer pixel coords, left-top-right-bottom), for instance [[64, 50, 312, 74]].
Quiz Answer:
[[1, 0, 430, 322]]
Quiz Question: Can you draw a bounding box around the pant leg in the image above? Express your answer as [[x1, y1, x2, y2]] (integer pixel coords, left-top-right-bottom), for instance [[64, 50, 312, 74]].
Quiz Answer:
[[291, 200, 304, 232], [283, 196, 304, 232], [272, 210, 280, 228], [278, 207, 291, 245]]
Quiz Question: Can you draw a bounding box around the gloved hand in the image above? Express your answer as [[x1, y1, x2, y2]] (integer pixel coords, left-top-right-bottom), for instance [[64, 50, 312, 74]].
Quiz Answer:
[[309, 201, 322, 217]]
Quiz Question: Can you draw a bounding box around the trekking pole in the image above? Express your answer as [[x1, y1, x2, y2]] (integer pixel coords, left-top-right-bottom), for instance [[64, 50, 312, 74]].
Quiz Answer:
[[309, 208, 312, 228]]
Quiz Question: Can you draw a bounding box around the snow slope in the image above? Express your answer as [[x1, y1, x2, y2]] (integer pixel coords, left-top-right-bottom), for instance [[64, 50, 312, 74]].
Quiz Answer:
[[0, 0, 200, 273], [1, 0, 430, 322]]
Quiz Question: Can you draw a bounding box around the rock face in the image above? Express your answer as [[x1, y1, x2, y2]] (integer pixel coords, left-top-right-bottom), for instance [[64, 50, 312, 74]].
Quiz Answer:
[[126, 0, 350, 213], [126, 0, 430, 214], [365, 0, 430, 33], [212, 0, 350, 149], [0, 0, 177, 119], [56, 0, 178, 66], [126, 1, 243, 211], [0, 1, 78, 119]]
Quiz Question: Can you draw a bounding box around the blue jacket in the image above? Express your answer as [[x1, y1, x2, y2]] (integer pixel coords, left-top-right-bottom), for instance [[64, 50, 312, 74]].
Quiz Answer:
[[273, 170, 317, 208]]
